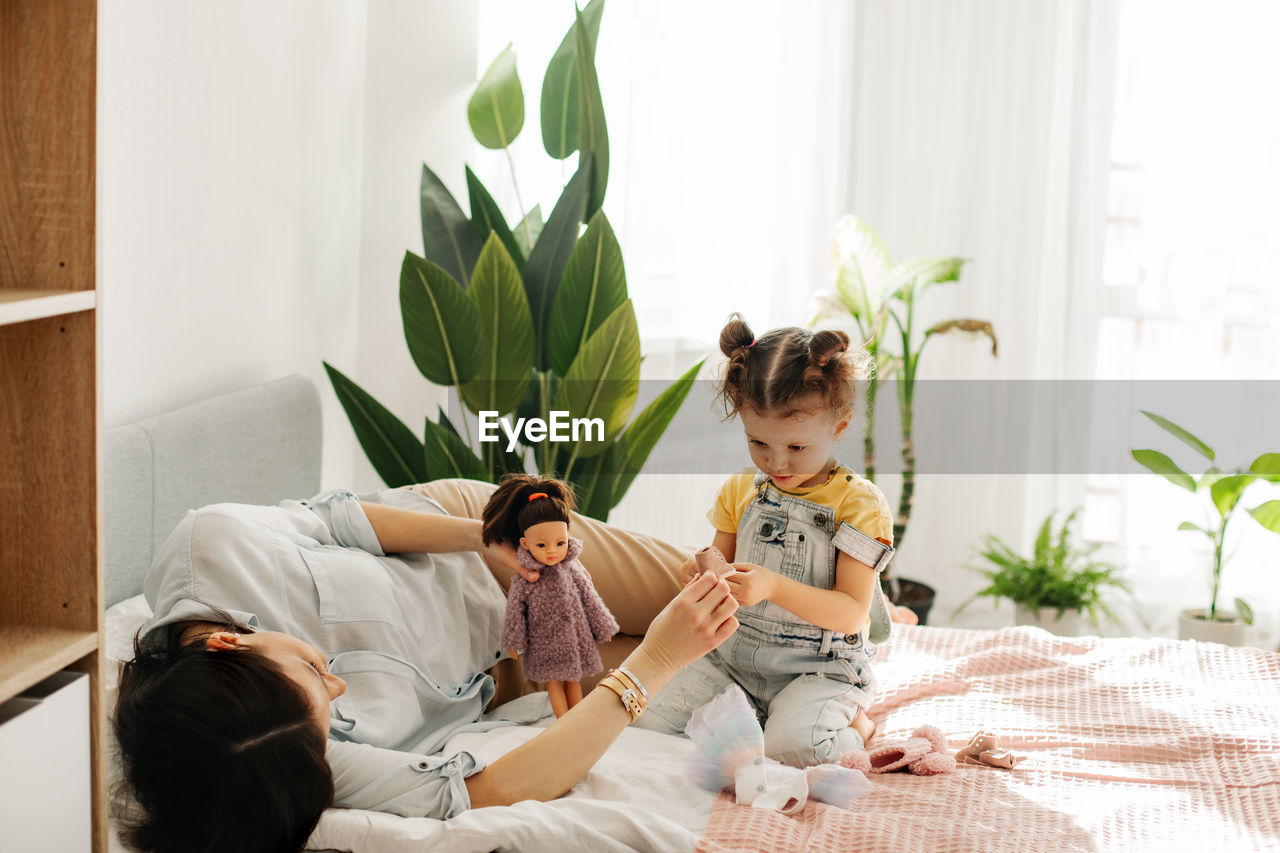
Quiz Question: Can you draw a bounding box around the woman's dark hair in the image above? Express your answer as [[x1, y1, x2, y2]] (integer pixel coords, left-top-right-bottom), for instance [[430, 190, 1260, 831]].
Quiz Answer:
[[715, 313, 871, 419], [481, 474, 576, 547], [113, 616, 334, 853]]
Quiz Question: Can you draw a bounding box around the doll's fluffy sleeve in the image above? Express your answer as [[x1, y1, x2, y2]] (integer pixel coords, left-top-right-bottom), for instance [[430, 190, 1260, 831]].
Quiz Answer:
[[570, 561, 619, 643], [500, 578, 530, 652]]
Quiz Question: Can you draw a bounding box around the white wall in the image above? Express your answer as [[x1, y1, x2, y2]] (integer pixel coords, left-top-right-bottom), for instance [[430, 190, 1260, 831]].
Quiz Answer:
[[100, 1, 478, 492], [351, 1, 479, 492]]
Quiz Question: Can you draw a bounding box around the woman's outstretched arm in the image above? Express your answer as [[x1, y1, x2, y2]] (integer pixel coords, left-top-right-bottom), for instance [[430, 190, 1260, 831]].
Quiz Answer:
[[359, 501, 532, 581], [463, 571, 739, 806]]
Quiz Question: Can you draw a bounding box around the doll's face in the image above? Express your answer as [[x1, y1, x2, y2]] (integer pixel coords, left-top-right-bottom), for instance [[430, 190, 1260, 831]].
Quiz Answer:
[[521, 520, 570, 566]]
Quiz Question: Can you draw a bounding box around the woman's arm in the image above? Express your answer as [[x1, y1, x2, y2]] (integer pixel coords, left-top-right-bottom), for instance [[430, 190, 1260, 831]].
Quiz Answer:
[[725, 551, 877, 636], [463, 571, 739, 806], [360, 501, 482, 553], [359, 501, 533, 582]]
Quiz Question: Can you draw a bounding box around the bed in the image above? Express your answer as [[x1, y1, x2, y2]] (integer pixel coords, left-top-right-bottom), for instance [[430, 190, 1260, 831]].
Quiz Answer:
[[104, 376, 1280, 853]]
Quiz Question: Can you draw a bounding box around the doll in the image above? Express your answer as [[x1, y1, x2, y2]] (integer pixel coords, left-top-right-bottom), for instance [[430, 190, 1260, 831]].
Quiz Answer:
[[481, 474, 619, 718]]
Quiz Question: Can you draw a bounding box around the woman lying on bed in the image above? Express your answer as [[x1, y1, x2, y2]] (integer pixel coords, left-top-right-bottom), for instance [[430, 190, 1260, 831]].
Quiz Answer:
[[114, 481, 739, 853]]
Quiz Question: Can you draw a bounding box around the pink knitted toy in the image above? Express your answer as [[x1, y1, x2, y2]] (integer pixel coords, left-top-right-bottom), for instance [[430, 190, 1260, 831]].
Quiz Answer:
[[694, 545, 735, 578], [839, 726, 956, 776]]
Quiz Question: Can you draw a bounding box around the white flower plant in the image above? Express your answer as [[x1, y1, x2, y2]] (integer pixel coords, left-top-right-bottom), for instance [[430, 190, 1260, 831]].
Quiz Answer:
[[814, 216, 997, 592]]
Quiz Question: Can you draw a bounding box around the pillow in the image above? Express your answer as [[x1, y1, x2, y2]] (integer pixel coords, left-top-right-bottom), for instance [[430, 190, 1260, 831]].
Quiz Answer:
[[105, 594, 153, 697], [104, 594, 153, 826]]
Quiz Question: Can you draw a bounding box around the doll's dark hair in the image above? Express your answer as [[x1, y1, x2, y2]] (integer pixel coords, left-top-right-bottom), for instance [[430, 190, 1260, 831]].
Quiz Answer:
[[481, 474, 576, 547], [113, 611, 333, 853], [715, 313, 871, 419]]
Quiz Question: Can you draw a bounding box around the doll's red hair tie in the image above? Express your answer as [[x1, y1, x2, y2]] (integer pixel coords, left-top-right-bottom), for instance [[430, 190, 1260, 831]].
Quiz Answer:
[[527, 492, 548, 501]]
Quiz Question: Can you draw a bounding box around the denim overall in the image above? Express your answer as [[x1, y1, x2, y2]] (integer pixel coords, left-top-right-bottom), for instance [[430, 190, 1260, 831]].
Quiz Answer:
[[638, 470, 896, 767]]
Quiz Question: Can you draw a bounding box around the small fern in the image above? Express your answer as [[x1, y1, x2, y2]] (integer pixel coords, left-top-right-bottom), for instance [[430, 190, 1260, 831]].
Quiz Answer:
[[957, 510, 1130, 624]]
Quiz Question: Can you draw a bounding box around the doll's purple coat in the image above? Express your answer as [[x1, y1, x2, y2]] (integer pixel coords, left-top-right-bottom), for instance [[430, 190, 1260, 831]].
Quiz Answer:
[[500, 537, 619, 682]]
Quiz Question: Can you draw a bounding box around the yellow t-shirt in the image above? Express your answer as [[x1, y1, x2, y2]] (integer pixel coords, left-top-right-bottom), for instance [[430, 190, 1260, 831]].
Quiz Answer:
[[708, 464, 894, 545]]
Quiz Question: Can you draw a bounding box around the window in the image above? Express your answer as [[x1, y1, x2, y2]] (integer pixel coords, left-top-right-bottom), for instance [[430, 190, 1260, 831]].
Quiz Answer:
[[1086, 0, 1280, 643], [474, 1, 848, 350]]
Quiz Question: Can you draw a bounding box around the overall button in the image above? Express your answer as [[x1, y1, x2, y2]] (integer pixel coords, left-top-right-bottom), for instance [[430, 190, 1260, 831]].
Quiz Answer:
[[761, 521, 775, 536], [798, 533, 805, 542], [814, 513, 827, 527]]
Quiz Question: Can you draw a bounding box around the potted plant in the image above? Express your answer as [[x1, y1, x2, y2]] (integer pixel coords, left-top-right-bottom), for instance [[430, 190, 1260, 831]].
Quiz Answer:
[[815, 216, 997, 623], [322, 1, 702, 521], [1131, 410, 1280, 645], [956, 510, 1129, 636]]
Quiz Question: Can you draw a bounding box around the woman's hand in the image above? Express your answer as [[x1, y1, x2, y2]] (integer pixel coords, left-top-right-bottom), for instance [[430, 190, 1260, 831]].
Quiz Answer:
[[482, 539, 540, 582], [635, 571, 739, 676], [724, 563, 777, 607]]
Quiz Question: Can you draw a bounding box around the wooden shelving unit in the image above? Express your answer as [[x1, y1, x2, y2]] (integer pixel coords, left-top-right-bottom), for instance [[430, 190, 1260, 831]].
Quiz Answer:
[[0, 290, 97, 326], [0, 0, 104, 850]]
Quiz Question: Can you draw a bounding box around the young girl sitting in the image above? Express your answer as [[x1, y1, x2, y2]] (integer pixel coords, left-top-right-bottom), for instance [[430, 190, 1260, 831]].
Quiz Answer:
[[635, 314, 899, 768]]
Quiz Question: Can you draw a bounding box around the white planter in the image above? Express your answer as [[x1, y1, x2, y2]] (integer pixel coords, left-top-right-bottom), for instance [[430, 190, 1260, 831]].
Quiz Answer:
[[1014, 604, 1083, 636], [1177, 609, 1247, 646]]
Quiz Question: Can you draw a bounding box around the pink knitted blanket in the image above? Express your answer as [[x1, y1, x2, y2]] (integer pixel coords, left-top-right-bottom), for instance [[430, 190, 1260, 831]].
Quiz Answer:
[[697, 625, 1280, 853]]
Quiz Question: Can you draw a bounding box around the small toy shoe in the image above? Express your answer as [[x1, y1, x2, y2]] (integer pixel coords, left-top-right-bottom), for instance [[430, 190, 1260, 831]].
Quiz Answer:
[[695, 545, 735, 578], [954, 731, 1026, 769], [839, 726, 956, 776]]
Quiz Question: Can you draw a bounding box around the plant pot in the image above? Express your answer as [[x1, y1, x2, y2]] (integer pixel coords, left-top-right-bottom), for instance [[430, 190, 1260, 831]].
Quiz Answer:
[[887, 578, 936, 626], [1177, 609, 1247, 646], [1013, 604, 1083, 636]]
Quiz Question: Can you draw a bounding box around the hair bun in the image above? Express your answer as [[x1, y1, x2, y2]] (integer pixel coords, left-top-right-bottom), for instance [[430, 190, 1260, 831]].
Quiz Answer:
[[718, 313, 756, 360], [808, 329, 850, 368]]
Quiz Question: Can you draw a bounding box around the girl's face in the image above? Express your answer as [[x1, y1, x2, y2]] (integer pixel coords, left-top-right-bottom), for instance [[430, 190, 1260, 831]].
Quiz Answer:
[[739, 398, 852, 489], [521, 520, 570, 566]]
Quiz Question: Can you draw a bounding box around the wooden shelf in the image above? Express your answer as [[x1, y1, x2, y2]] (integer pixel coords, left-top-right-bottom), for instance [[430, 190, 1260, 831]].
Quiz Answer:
[[0, 626, 98, 703], [0, 290, 96, 327]]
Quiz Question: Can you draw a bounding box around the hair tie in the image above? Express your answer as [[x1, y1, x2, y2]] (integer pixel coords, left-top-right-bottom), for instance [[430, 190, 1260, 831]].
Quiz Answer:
[[746, 339, 757, 348], [527, 492, 548, 502]]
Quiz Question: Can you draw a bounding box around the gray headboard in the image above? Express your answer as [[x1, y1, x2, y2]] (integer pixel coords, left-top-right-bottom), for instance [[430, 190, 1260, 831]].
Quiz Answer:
[[104, 375, 323, 607]]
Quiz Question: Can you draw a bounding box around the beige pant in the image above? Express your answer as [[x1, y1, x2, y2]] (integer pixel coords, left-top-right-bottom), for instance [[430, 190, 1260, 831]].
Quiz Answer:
[[409, 479, 689, 707]]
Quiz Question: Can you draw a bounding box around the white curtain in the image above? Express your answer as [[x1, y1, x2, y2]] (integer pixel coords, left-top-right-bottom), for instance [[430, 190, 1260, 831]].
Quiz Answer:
[[841, 0, 1121, 626], [472, 1, 862, 545]]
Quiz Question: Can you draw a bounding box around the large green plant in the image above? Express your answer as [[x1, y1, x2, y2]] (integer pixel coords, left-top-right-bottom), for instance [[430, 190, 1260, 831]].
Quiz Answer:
[[815, 215, 997, 576], [324, 1, 701, 520], [1131, 410, 1280, 623], [957, 510, 1129, 623]]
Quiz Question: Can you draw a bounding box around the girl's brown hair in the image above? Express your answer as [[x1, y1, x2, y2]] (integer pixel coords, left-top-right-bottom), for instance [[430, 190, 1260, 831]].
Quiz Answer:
[[481, 474, 576, 547], [715, 313, 870, 419]]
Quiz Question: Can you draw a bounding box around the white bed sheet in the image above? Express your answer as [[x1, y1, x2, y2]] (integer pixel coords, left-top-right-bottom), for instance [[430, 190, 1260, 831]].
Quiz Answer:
[[105, 596, 714, 853], [310, 725, 713, 853]]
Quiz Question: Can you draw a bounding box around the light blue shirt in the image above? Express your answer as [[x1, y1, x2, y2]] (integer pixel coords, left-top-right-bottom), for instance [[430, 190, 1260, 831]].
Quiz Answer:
[[142, 487, 540, 818]]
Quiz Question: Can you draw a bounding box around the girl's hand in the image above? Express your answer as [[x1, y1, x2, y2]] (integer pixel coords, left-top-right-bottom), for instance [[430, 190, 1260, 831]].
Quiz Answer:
[[725, 563, 777, 607], [678, 554, 699, 586], [483, 540, 540, 583], [636, 572, 739, 676]]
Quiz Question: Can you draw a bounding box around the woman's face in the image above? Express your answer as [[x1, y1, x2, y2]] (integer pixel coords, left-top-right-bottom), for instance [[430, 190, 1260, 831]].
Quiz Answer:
[[237, 631, 347, 735], [521, 520, 570, 566]]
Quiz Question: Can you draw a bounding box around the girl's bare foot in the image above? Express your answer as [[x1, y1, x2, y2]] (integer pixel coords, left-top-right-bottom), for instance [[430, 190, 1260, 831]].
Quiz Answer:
[[852, 708, 877, 744]]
